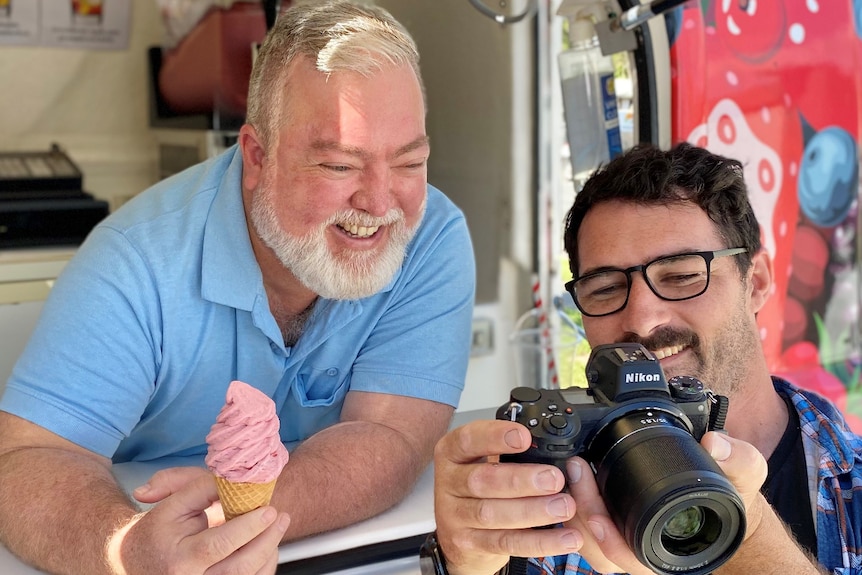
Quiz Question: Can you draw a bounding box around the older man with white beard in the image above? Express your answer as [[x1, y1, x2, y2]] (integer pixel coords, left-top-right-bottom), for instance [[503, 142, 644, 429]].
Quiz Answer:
[[0, 2, 475, 574]]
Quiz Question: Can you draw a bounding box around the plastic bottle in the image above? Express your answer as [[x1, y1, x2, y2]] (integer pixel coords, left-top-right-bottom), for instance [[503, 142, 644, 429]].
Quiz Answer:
[[557, 1, 623, 180]]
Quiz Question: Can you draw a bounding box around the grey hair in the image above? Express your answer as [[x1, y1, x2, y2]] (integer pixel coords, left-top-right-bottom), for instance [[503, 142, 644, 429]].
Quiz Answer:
[[246, 1, 424, 147]]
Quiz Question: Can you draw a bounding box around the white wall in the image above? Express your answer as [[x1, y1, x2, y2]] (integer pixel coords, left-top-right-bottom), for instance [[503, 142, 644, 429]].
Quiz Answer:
[[458, 261, 529, 412], [375, 0, 537, 411]]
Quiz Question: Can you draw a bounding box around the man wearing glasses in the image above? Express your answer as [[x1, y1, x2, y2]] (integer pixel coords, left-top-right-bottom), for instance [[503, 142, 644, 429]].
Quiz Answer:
[[565, 247, 747, 320], [427, 143, 862, 574]]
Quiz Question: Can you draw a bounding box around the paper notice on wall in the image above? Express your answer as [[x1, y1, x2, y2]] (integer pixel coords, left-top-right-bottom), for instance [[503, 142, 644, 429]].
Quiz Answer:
[[0, 0, 131, 49], [0, 0, 40, 45]]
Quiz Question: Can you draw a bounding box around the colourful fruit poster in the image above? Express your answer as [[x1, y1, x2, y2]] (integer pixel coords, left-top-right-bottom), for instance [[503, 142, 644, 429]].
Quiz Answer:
[[669, 0, 862, 430]]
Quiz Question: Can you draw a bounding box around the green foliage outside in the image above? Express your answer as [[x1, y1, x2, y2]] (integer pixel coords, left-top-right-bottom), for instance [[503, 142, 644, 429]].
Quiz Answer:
[[558, 256, 593, 388]]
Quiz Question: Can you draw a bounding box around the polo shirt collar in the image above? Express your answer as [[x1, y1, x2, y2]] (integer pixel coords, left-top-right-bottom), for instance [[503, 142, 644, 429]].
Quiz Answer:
[[201, 146, 263, 312]]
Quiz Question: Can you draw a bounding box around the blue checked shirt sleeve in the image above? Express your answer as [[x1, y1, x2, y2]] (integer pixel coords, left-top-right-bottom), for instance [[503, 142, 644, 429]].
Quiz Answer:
[[777, 377, 862, 574], [530, 554, 610, 574]]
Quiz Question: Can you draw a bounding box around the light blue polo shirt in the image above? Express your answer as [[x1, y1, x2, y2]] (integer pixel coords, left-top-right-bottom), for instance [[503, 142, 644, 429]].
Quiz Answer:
[[0, 146, 475, 462]]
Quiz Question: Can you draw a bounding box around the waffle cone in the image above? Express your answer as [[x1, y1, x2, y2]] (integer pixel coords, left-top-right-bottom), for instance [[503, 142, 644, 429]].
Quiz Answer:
[[214, 475, 277, 521]]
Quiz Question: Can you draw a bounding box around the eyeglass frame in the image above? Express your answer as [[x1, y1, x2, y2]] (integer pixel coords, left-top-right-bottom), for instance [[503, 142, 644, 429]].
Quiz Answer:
[[564, 247, 748, 318]]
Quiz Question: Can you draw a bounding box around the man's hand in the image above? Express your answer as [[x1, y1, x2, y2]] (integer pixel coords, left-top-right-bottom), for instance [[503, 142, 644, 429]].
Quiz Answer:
[[700, 431, 768, 534], [702, 433, 826, 574], [561, 431, 771, 575], [433, 420, 583, 575], [558, 455, 656, 575], [133, 467, 211, 506], [134, 466, 225, 525], [112, 473, 289, 575]]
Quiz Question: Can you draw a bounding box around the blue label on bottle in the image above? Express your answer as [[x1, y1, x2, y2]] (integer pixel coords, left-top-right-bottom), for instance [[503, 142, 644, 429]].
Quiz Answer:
[[600, 72, 623, 159]]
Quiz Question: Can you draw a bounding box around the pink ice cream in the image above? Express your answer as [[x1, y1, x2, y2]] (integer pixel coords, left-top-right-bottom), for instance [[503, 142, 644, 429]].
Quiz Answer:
[[205, 381, 289, 483]]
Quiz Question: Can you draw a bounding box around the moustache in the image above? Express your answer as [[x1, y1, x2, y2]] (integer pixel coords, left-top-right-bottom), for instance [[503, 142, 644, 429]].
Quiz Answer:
[[326, 208, 405, 229], [621, 327, 699, 354]]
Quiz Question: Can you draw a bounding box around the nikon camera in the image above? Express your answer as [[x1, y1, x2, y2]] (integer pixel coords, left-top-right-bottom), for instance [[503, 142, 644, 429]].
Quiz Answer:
[[497, 343, 745, 575]]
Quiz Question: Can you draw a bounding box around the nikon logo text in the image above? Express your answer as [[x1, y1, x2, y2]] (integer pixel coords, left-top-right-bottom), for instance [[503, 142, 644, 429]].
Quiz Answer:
[[625, 373, 660, 383]]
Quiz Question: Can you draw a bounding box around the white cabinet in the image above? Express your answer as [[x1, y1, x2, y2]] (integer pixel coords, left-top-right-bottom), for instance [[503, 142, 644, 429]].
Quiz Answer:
[[0, 248, 74, 394]]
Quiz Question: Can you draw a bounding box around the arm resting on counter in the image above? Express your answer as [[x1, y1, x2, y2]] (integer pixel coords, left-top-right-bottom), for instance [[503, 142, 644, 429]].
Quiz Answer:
[[0, 411, 138, 575], [270, 391, 454, 542], [0, 411, 287, 575]]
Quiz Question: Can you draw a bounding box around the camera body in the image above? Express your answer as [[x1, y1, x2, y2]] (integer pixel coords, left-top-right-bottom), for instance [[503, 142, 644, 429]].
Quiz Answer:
[[497, 343, 716, 472], [497, 343, 744, 575]]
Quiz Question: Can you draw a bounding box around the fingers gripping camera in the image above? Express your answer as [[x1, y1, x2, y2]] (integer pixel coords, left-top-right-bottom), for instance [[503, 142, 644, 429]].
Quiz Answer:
[[496, 343, 745, 575]]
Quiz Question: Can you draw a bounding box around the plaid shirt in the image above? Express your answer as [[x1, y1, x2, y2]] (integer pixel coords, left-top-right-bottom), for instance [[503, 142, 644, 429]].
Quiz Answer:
[[530, 377, 862, 574]]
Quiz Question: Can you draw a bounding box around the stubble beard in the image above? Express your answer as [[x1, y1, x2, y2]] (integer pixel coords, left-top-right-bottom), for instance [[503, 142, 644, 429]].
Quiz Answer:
[[249, 181, 424, 300], [625, 294, 760, 398], [695, 294, 762, 398]]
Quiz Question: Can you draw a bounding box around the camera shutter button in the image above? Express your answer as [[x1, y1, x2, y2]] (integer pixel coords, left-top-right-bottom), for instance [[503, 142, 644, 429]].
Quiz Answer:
[[545, 414, 570, 435]]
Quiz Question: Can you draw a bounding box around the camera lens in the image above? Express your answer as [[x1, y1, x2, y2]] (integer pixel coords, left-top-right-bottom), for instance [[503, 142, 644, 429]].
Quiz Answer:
[[663, 506, 705, 542], [661, 505, 720, 556], [589, 410, 745, 575]]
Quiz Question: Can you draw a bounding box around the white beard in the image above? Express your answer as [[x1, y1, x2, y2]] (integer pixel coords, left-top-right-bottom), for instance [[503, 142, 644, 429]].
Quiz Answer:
[[250, 182, 425, 300]]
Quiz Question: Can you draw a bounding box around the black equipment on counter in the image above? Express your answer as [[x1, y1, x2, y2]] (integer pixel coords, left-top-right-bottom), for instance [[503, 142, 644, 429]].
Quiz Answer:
[[0, 144, 109, 248]]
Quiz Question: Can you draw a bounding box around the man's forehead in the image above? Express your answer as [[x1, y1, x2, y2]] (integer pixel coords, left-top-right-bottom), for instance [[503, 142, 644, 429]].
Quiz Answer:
[[278, 58, 426, 149], [576, 201, 721, 269]]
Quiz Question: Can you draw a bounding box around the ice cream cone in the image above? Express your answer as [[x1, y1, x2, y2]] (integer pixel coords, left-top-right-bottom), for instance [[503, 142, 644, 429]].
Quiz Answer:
[[214, 475, 277, 521], [206, 381, 290, 520]]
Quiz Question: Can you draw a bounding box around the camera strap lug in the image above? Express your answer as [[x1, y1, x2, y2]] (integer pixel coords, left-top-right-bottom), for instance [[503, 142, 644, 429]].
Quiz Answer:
[[706, 391, 730, 432]]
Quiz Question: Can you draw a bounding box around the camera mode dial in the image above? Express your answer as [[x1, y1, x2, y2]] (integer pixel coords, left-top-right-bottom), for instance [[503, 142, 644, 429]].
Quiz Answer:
[[668, 375, 705, 401]]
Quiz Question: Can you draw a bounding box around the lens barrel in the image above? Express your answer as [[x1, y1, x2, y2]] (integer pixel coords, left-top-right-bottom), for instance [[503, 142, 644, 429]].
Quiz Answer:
[[590, 411, 746, 575]]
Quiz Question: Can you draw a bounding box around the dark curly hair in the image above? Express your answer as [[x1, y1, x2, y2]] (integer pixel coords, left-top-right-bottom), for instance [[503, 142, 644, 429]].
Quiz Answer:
[[563, 142, 762, 278]]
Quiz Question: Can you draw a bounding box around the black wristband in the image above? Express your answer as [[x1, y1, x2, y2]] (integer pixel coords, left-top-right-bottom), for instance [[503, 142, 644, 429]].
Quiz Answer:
[[419, 531, 449, 575], [420, 531, 515, 575], [419, 531, 526, 575]]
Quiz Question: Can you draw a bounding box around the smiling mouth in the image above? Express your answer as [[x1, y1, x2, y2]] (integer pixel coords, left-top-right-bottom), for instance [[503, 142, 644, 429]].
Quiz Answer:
[[651, 344, 687, 360], [337, 223, 380, 238]]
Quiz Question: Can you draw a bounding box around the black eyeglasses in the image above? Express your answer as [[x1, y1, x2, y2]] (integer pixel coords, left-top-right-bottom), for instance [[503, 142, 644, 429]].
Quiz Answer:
[[565, 248, 747, 317]]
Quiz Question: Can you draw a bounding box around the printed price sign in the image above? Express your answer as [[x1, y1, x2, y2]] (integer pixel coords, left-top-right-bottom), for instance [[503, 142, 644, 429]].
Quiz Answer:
[[0, 0, 131, 49]]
